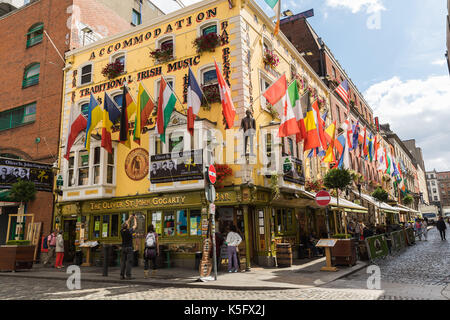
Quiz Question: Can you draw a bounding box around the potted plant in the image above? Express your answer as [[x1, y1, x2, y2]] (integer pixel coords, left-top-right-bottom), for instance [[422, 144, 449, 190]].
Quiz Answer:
[[10, 179, 37, 210], [214, 163, 233, 188], [263, 49, 279, 69], [101, 60, 124, 79], [201, 83, 221, 109], [193, 33, 222, 54], [305, 179, 324, 193], [149, 43, 174, 64]]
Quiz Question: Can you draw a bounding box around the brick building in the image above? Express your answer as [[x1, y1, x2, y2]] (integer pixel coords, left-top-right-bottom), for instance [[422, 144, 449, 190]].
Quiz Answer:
[[0, 0, 163, 246], [437, 171, 450, 216], [426, 170, 442, 215]]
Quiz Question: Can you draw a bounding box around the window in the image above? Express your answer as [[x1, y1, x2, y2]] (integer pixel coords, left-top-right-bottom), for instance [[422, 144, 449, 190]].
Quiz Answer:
[[169, 131, 184, 153], [68, 153, 75, 187], [163, 211, 175, 236], [26, 23, 44, 48], [112, 94, 123, 112], [0, 102, 36, 131], [80, 64, 92, 85], [155, 78, 174, 101], [78, 150, 89, 186], [151, 212, 162, 235], [189, 210, 202, 236], [107, 149, 115, 184], [23, 63, 40, 88], [160, 38, 174, 54], [332, 66, 337, 79], [287, 137, 294, 156], [93, 147, 101, 185], [275, 209, 295, 235], [260, 75, 271, 108], [111, 53, 126, 73], [202, 24, 217, 36], [80, 102, 89, 118], [202, 69, 217, 85], [132, 9, 142, 26], [91, 214, 120, 239], [177, 210, 188, 236], [154, 136, 163, 155]]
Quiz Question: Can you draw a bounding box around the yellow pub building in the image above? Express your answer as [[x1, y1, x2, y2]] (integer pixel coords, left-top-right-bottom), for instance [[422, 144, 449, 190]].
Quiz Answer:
[[55, 0, 364, 269]]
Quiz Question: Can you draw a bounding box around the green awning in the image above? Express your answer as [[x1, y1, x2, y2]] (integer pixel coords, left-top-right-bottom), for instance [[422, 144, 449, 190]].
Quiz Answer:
[[0, 189, 12, 201]]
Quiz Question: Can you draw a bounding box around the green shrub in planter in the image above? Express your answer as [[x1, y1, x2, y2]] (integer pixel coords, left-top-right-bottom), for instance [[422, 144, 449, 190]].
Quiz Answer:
[[6, 240, 31, 246]]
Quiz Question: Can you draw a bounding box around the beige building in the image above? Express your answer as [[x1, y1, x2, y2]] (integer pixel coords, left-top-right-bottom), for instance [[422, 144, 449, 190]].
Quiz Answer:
[[96, 0, 164, 27]]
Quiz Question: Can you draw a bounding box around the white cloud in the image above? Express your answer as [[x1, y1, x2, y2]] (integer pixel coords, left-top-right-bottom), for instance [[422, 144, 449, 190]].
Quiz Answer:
[[431, 59, 446, 66], [326, 0, 386, 14], [364, 76, 450, 171]]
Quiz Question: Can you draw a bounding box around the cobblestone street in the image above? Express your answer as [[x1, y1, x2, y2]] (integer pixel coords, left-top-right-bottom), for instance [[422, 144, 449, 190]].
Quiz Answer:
[[0, 228, 448, 300]]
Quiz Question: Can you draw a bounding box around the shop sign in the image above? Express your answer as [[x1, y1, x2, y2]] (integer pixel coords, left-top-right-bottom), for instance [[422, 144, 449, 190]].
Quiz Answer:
[[0, 158, 53, 192], [215, 191, 234, 203], [282, 157, 305, 185], [150, 149, 203, 184]]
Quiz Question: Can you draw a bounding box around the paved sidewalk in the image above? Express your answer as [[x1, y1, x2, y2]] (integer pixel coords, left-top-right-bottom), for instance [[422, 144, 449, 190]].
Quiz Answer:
[[0, 257, 367, 291]]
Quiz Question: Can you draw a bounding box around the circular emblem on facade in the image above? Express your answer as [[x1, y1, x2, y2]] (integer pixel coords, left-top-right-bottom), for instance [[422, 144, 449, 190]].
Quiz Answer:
[[125, 148, 149, 181]]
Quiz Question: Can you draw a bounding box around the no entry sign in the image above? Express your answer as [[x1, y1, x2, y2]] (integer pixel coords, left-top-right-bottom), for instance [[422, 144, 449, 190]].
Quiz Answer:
[[315, 190, 331, 207], [208, 165, 216, 184]]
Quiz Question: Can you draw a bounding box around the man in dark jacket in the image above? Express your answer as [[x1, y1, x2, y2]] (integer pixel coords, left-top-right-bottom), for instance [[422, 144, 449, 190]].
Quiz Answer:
[[120, 214, 137, 279], [436, 216, 447, 241]]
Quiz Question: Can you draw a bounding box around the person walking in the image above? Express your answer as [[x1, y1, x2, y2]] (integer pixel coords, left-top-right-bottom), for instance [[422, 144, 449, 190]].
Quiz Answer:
[[436, 216, 447, 241], [55, 230, 65, 269], [120, 214, 137, 280], [414, 219, 422, 241], [225, 225, 242, 273], [144, 224, 159, 279], [422, 219, 428, 241], [43, 230, 57, 267]]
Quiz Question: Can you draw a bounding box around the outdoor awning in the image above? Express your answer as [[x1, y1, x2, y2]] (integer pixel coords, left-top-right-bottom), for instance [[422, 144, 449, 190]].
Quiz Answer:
[[329, 197, 368, 213], [353, 190, 399, 214], [0, 189, 12, 202], [393, 204, 415, 214]]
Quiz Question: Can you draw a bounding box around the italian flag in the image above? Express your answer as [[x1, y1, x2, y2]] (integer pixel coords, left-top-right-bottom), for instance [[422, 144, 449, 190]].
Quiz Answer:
[[263, 74, 300, 138], [156, 76, 177, 143]]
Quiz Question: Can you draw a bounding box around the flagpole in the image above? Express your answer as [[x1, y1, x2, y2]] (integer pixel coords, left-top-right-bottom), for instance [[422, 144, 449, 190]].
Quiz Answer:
[[161, 73, 187, 115]]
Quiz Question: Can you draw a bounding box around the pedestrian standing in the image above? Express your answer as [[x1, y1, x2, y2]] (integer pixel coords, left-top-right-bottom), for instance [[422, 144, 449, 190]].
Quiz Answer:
[[43, 230, 57, 267], [55, 230, 65, 269], [414, 219, 422, 241], [225, 225, 242, 273], [120, 214, 137, 280], [144, 224, 159, 279], [422, 219, 428, 241], [436, 216, 447, 241], [354, 221, 363, 241]]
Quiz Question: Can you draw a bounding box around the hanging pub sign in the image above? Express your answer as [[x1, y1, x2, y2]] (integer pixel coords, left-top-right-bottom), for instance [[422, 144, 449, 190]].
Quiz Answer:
[[282, 157, 305, 185], [0, 158, 54, 192], [150, 149, 203, 184]]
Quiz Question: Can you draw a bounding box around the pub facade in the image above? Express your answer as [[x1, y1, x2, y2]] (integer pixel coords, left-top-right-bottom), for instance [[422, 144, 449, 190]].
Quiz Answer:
[[55, 0, 334, 268]]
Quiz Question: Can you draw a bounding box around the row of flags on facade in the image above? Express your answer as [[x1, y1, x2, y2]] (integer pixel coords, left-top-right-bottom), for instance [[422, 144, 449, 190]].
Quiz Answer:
[[64, 61, 236, 159]]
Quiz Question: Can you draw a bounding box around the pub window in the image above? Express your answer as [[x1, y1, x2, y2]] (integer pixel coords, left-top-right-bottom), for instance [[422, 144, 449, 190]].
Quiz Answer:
[[176, 210, 188, 236], [189, 210, 202, 236], [111, 214, 119, 237], [93, 215, 101, 239], [275, 209, 295, 235], [111, 52, 126, 73], [23, 63, 40, 88], [93, 147, 101, 185], [157, 36, 175, 59], [68, 153, 75, 187], [163, 211, 175, 236], [102, 215, 110, 238], [79, 64, 93, 85], [26, 23, 44, 48], [202, 23, 217, 36], [106, 148, 115, 184], [78, 150, 89, 186], [80, 101, 89, 118], [201, 68, 218, 85], [151, 211, 162, 235]]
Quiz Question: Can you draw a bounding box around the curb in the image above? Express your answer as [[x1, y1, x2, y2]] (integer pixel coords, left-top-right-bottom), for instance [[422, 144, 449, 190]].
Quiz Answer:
[[315, 262, 368, 287]]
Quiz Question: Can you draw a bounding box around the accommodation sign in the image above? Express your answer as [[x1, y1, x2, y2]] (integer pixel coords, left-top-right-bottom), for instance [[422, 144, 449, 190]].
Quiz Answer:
[[0, 158, 53, 192]]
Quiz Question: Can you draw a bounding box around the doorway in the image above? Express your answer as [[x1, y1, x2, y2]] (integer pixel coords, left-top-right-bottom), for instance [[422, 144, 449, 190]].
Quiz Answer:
[[0, 206, 19, 245], [63, 219, 77, 263]]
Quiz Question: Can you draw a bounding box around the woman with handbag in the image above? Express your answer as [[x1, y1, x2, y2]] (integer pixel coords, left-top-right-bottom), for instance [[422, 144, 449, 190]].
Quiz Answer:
[[144, 224, 159, 278]]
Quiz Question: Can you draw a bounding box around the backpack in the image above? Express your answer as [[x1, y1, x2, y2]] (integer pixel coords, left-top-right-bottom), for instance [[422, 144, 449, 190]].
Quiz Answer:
[[43, 236, 49, 249], [146, 232, 156, 248]]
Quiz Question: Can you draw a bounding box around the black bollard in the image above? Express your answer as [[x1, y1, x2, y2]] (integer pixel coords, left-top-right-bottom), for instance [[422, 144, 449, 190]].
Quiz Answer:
[[102, 244, 111, 276]]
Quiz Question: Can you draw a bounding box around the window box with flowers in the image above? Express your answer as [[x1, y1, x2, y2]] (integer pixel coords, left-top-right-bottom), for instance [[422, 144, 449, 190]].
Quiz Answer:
[[193, 33, 223, 54], [101, 61, 124, 79], [263, 49, 279, 69], [214, 164, 233, 188], [150, 43, 174, 64], [201, 83, 221, 110], [305, 179, 324, 193]]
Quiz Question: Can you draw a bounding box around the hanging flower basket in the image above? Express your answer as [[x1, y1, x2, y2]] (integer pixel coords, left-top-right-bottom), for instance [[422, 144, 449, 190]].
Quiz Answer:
[[193, 33, 222, 54], [201, 83, 221, 109], [101, 61, 124, 79], [150, 45, 174, 64], [214, 163, 233, 188], [305, 179, 324, 193], [263, 49, 279, 69]]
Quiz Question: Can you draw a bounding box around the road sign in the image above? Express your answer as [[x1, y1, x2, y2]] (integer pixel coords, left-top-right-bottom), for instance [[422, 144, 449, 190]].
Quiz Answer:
[[205, 184, 216, 203], [208, 165, 216, 184], [315, 190, 331, 207]]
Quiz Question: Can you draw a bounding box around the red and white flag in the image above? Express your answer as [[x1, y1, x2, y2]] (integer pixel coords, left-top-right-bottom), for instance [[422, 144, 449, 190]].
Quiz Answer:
[[215, 61, 236, 129], [64, 105, 87, 160]]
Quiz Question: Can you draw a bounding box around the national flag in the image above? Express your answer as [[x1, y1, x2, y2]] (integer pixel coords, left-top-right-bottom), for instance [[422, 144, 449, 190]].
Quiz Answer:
[[377, 146, 387, 172], [343, 118, 353, 150], [352, 121, 360, 151], [134, 82, 155, 145], [119, 84, 137, 148], [336, 134, 349, 169], [289, 81, 307, 142], [317, 110, 328, 151], [323, 121, 337, 164], [264, 0, 281, 35], [101, 92, 121, 154], [64, 104, 87, 160], [399, 178, 407, 194], [392, 158, 399, 177], [362, 127, 368, 157], [187, 66, 203, 136], [324, 119, 336, 144], [339, 120, 351, 169], [263, 74, 299, 137], [374, 135, 379, 160], [156, 76, 177, 143], [84, 93, 102, 152], [215, 60, 236, 130], [303, 100, 321, 151], [368, 133, 374, 162], [335, 79, 350, 106]]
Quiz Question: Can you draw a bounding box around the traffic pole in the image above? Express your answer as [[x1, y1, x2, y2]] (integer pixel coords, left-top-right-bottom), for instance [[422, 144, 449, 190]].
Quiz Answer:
[[210, 202, 218, 280]]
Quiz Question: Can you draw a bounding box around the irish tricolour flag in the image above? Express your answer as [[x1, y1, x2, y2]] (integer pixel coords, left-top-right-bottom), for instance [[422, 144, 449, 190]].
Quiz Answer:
[[264, 0, 281, 35], [156, 76, 177, 143]]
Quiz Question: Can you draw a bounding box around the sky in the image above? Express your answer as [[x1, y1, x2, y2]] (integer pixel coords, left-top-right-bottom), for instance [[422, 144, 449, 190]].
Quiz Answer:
[[152, 0, 450, 172]]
